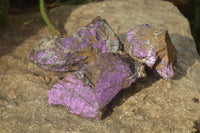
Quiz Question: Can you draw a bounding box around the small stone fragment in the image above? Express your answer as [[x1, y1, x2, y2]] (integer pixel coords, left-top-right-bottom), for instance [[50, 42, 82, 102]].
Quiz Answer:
[[48, 53, 145, 119], [29, 16, 121, 71], [124, 24, 176, 79], [29, 35, 84, 71]]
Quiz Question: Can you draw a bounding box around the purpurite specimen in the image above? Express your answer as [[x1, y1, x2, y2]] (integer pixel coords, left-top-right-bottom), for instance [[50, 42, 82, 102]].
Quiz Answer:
[[125, 24, 176, 80], [29, 16, 121, 71], [29, 35, 83, 71], [48, 53, 145, 120], [29, 16, 177, 120]]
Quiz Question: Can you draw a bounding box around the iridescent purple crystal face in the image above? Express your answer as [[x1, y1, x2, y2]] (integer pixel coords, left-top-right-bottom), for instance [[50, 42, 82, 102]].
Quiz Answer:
[[125, 24, 176, 80], [48, 53, 145, 119], [29, 17, 121, 71], [48, 71, 100, 118]]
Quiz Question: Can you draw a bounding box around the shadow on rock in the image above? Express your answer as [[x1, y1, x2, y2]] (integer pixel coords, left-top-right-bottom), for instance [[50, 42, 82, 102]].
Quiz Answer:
[[170, 33, 199, 80], [102, 33, 200, 119], [0, 5, 77, 57], [51, 5, 77, 36], [102, 69, 159, 119], [193, 119, 200, 133]]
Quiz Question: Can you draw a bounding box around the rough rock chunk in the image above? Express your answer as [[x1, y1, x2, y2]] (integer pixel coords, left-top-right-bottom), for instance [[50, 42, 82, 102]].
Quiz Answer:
[[29, 35, 80, 71], [48, 53, 145, 119], [124, 24, 177, 79], [29, 16, 121, 71]]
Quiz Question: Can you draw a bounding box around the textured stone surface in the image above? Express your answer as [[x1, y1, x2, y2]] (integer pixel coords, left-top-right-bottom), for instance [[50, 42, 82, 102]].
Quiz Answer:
[[48, 53, 144, 119], [29, 16, 121, 72], [0, 0, 200, 133], [125, 24, 176, 79]]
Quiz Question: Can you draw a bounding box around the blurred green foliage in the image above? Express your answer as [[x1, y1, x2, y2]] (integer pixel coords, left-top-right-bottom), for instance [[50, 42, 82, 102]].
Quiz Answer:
[[39, 0, 62, 36], [0, 0, 8, 26], [38, 0, 101, 36], [191, 0, 200, 54]]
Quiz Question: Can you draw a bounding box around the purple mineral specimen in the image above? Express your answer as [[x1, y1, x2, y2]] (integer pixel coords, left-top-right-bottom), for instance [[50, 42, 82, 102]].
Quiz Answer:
[[29, 35, 77, 71], [125, 24, 176, 79], [48, 53, 145, 119], [30, 17, 176, 120], [29, 16, 121, 71]]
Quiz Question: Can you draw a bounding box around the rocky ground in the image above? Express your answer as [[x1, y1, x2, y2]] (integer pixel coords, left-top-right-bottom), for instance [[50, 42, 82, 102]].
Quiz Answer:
[[0, 0, 200, 132]]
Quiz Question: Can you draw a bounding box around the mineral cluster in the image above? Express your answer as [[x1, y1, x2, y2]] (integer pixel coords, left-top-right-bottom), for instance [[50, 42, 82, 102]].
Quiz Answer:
[[29, 17, 121, 71], [29, 16, 176, 119]]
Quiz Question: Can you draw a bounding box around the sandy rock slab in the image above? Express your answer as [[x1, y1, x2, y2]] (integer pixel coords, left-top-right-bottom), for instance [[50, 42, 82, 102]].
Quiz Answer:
[[0, 0, 200, 133]]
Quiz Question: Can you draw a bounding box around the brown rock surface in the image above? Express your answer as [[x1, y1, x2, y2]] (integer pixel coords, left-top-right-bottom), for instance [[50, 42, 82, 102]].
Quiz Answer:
[[0, 0, 200, 132]]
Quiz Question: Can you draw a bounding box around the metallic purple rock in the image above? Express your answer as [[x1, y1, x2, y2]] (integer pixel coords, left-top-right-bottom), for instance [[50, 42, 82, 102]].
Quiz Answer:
[[125, 24, 156, 67], [86, 16, 121, 53], [125, 24, 176, 80], [29, 17, 121, 71], [155, 60, 175, 80], [61, 16, 121, 58], [48, 53, 145, 119], [29, 35, 87, 71]]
